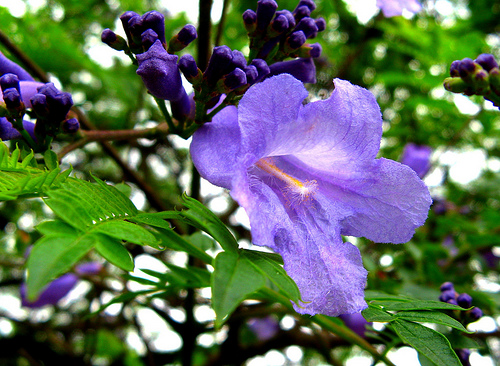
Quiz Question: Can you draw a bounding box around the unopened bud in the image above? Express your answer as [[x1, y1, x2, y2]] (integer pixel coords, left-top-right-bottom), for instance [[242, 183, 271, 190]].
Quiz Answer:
[[101, 29, 129, 51]]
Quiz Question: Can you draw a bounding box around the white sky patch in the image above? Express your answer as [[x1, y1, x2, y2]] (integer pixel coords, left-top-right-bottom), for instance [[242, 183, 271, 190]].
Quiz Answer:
[[453, 94, 481, 115], [161, 0, 224, 24], [342, 0, 379, 24], [439, 149, 487, 185]]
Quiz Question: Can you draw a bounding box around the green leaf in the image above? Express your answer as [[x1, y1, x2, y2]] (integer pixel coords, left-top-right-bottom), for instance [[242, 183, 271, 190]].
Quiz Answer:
[[241, 249, 301, 304], [92, 220, 160, 247], [395, 311, 473, 334], [43, 149, 58, 170], [26, 234, 95, 300], [181, 195, 239, 253], [94, 234, 134, 272], [391, 319, 462, 366], [153, 226, 213, 264], [362, 304, 395, 322], [212, 251, 266, 328], [35, 220, 79, 236], [375, 300, 468, 312]]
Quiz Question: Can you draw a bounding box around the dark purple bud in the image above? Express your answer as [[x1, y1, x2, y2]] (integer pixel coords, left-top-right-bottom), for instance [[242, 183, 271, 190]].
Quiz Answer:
[[219, 68, 247, 91], [120, 11, 141, 50], [449, 60, 461, 77], [469, 307, 483, 321], [0, 118, 35, 141], [250, 59, 270, 82], [400, 143, 432, 178], [458, 58, 476, 78], [287, 31, 307, 50], [475, 53, 498, 72], [439, 289, 456, 303], [295, 17, 319, 39], [447, 299, 458, 306], [271, 14, 290, 34], [256, 0, 278, 30], [0, 73, 20, 92], [171, 89, 194, 121], [101, 29, 129, 51], [247, 317, 280, 341], [31, 93, 49, 118], [268, 57, 316, 83], [440, 282, 454, 292], [315, 17, 326, 32], [457, 293, 473, 308], [48, 92, 73, 123], [178, 24, 198, 46], [0, 51, 34, 81], [243, 9, 258, 32], [204, 45, 233, 86], [36, 83, 59, 99], [293, 5, 311, 21], [276, 10, 296, 29], [339, 312, 371, 338], [62, 118, 80, 134], [3, 88, 22, 109], [295, 0, 316, 12], [244, 65, 259, 84], [136, 40, 184, 101], [142, 11, 166, 45], [21, 273, 79, 308], [299, 43, 322, 58], [75, 262, 103, 276], [179, 54, 200, 81], [230, 50, 247, 71], [141, 29, 159, 51]]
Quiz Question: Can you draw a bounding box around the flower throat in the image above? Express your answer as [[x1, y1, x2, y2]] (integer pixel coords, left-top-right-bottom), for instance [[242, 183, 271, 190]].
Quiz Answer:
[[255, 157, 318, 203]]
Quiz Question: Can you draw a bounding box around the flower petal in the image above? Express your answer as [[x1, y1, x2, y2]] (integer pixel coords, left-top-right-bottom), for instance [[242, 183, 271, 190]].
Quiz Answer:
[[331, 158, 432, 243], [232, 177, 367, 316], [190, 105, 241, 189]]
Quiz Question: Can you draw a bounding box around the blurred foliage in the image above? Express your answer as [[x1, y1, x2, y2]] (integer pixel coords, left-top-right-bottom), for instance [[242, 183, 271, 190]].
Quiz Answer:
[[0, 0, 499, 365]]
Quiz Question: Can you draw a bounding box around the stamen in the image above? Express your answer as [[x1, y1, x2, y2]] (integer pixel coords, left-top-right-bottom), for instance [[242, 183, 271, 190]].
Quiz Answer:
[[255, 157, 317, 202]]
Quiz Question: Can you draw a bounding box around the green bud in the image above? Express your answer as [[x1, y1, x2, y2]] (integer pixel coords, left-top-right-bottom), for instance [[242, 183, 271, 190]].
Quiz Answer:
[[488, 67, 500, 95], [443, 77, 468, 93]]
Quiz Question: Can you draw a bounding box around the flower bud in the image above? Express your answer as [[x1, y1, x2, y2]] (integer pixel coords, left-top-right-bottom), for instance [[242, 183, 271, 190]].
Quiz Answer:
[[101, 29, 129, 51], [21, 273, 79, 308], [256, 0, 278, 30], [250, 59, 270, 82], [315, 17, 326, 32], [270, 14, 290, 35], [276, 10, 296, 29], [141, 29, 159, 51], [293, 5, 311, 21], [179, 54, 202, 83], [62, 118, 80, 134], [449, 60, 461, 77], [168, 24, 198, 53], [489, 67, 500, 95], [400, 143, 432, 178], [298, 43, 322, 58], [469, 307, 483, 321], [171, 89, 194, 121], [285, 31, 307, 51], [268, 57, 316, 83], [230, 50, 247, 71], [142, 10, 166, 45], [439, 289, 456, 302], [443, 77, 469, 94], [457, 293, 473, 308], [217, 68, 247, 93], [339, 312, 371, 338], [204, 45, 233, 86], [136, 40, 184, 101], [440, 282, 454, 292], [0, 118, 35, 141], [294, 17, 318, 39], [475, 53, 498, 72], [243, 9, 258, 33], [0, 73, 20, 92], [244, 65, 259, 85]]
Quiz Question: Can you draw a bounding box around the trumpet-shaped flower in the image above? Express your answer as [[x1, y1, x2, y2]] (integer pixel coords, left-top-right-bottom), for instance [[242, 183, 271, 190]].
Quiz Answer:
[[376, 0, 421, 17], [190, 74, 431, 316]]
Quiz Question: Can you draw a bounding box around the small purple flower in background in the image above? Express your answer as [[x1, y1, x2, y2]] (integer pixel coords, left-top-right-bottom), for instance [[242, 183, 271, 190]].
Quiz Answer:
[[376, 0, 422, 17], [339, 312, 372, 337], [20, 273, 79, 308], [20, 262, 102, 308], [400, 143, 432, 178], [247, 316, 280, 341], [191, 74, 431, 316]]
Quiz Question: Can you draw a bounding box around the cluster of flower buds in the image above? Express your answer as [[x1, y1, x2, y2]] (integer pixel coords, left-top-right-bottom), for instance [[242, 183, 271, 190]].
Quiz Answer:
[[243, 0, 325, 83], [0, 53, 78, 149], [439, 282, 483, 321], [439, 282, 483, 366], [178, 46, 271, 122], [101, 11, 197, 123], [21, 262, 103, 308], [444, 53, 500, 108]]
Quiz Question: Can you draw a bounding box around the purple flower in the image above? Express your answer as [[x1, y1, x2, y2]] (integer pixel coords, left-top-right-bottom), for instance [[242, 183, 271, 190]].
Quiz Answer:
[[400, 143, 432, 178], [190, 74, 431, 316], [247, 316, 280, 341], [20, 273, 79, 308], [0, 118, 35, 141], [268, 57, 316, 83], [0, 81, 45, 109], [376, 0, 422, 17], [136, 40, 184, 101], [339, 312, 371, 337], [0, 51, 34, 81]]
